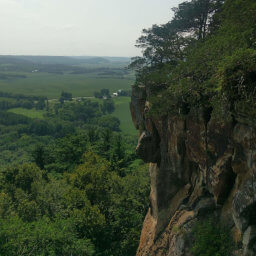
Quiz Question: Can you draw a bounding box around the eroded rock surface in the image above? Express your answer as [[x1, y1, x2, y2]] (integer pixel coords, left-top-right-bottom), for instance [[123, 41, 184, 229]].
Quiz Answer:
[[130, 86, 256, 256]]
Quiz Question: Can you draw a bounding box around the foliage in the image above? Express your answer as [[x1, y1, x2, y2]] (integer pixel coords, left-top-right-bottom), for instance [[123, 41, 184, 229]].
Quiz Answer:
[[129, 0, 224, 75], [66, 153, 149, 255], [97, 116, 120, 131], [0, 216, 95, 256], [0, 91, 46, 111], [0, 53, 144, 256], [216, 49, 256, 116], [0, 153, 149, 256], [0, 95, 137, 168], [191, 219, 233, 256], [0, 111, 31, 126], [101, 99, 115, 114], [59, 91, 72, 104], [171, 0, 224, 40], [130, 0, 256, 120], [55, 99, 102, 123], [0, 86, 149, 256]]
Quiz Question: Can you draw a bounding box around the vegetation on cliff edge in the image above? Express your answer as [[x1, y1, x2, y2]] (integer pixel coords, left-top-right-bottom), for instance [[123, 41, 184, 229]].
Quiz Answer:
[[130, 0, 256, 119]]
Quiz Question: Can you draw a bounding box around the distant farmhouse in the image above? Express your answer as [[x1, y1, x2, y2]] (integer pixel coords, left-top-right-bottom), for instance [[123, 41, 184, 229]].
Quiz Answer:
[[112, 89, 130, 97], [112, 89, 123, 97]]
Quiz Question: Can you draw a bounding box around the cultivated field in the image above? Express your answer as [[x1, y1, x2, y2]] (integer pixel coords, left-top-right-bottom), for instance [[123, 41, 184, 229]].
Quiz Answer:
[[0, 56, 137, 135], [111, 97, 137, 136], [8, 107, 46, 119], [0, 72, 133, 99]]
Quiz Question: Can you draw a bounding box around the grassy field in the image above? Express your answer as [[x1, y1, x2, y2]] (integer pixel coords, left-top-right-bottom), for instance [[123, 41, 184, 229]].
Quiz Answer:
[[0, 72, 133, 99], [0, 56, 136, 135], [89, 97, 137, 135], [111, 97, 137, 136], [8, 108, 46, 119]]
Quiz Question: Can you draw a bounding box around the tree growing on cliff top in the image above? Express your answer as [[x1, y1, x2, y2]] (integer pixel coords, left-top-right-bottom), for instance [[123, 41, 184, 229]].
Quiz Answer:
[[171, 0, 224, 40], [129, 0, 224, 76]]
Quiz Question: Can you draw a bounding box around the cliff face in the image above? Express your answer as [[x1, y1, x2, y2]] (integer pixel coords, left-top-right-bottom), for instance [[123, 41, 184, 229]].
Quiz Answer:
[[130, 86, 256, 256]]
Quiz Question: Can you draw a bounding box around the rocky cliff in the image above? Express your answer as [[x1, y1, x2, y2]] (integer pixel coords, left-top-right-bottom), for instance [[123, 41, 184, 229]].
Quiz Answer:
[[130, 85, 256, 256]]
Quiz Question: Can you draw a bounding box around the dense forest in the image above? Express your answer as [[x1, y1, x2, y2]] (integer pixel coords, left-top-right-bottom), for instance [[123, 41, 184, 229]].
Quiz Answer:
[[0, 92, 149, 255]]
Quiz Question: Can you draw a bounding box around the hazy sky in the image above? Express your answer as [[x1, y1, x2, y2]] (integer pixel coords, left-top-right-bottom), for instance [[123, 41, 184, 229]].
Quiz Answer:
[[0, 0, 183, 57]]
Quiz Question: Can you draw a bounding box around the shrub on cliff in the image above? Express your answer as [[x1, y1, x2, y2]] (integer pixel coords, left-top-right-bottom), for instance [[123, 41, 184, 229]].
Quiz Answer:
[[218, 49, 256, 101], [191, 219, 233, 256], [216, 49, 256, 116]]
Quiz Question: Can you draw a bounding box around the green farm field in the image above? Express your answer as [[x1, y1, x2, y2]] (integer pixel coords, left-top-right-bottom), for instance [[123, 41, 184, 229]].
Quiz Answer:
[[0, 55, 137, 135], [8, 107, 46, 119], [111, 97, 137, 136], [0, 72, 133, 99]]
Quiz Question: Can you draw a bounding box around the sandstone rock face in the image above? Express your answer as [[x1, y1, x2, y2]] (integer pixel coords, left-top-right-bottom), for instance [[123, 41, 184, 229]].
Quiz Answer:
[[130, 86, 256, 256]]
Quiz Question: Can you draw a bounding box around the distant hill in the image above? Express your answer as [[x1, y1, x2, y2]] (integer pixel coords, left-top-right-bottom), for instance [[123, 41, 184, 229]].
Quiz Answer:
[[0, 55, 131, 74], [0, 55, 130, 66]]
